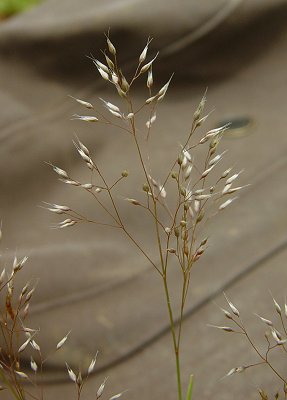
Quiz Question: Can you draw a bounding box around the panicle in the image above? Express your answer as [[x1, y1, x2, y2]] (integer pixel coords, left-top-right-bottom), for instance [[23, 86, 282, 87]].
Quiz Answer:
[[199, 124, 229, 144], [75, 137, 90, 156], [66, 363, 77, 383], [271, 295, 282, 315], [220, 307, 233, 320], [156, 74, 174, 100], [97, 66, 110, 81], [111, 72, 119, 84], [73, 140, 95, 167], [209, 150, 227, 166], [120, 74, 130, 92], [226, 170, 244, 185], [94, 59, 110, 74], [140, 52, 159, 74], [225, 366, 246, 378], [58, 220, 77, 229], [81, 183, 93, 189], [106, 36, 116, 55], [222, 183, 232, 195], [159, 185, 167, 199], [72, 114, 99, 122], [43, 202, 71, 214], [25, 288, 35, 302], [147, 68, 153, 88], [30, 340, 40, 352], [56, 331, 71, 350], [87, 351, 99, 375], [15, 371, 29, 379], [208, 324, 235, 332], [255, 314, 273, 327], [30, 357, 38, 373], [221, 167, 232, 179], [99, 98, 121, 113], [139, 37, 152, 63], [195, 194, 211, 201], [145, 95, 158, 104], [146, 113, 156, 128], [125, 198, 140, 206], [182, 148, 192, 162], [193, 91, 207, 123], [109, 392, 126, 400], [219, 197, 238, 211], [60, 179, 81, 186], [271, 329, 286, 345], [184, 164, 193, 180], [201, 164, 216, 179], [18, 337, 32, 353], [104, 54, 115, 70], [97, 377, 108, 399], [227, 185, 250, 194], [69, 96, 93, 109], [48, 163, 69, 179], [223, 293, 240, 317], [13, 256, 28, 273], [0, 268, 6, 284]]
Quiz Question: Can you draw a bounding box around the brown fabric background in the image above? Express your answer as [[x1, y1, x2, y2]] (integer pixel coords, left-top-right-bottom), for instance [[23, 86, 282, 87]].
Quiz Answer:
[[1, 0, 287, 398]]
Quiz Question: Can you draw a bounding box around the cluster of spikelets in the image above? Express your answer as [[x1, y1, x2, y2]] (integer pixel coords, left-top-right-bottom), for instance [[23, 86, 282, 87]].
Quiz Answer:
[[211, 293, 287, 399], [46, 34, 247, 266], [1, 33, 285, 400], [0, 228, 123, 400], [44, 34, 249, 400]]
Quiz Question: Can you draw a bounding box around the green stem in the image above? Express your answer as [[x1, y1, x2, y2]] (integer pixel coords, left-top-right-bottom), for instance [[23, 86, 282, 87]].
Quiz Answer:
[[126, 94, 182, 400], [162, 276, 182, 400]]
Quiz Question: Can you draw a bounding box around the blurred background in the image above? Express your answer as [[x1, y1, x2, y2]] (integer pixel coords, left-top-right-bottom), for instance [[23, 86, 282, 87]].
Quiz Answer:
[[0, 0, 287, 399]]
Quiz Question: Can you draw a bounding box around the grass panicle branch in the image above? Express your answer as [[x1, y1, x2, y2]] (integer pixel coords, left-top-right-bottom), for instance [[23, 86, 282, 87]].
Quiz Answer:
[[214, 294, 287, 399]]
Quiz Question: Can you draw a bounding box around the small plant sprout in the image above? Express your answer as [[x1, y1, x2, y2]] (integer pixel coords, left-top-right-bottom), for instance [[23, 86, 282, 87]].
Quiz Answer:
[[46, 35, 247, 400], [214, 294, 287, 398]]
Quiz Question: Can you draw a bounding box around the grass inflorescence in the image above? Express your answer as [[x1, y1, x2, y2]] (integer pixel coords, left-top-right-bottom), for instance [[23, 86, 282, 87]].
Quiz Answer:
[[46, 34, 247, 400]]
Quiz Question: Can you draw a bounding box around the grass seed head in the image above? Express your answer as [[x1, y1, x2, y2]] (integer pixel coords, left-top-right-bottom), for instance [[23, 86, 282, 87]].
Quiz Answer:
[[106, 36, 116, 55], [219, 197, 238, 211], [272, 296, 282, 315], [48, 163, 69, 179], [255, 314, 273, 327], [97, 377, 108, 399], [30, 357, 38, 373], [109, 392, 125, 400], [140, 52, 159, 74], [66, 363, 77, 383], [147, 68, 153, 88], [69, 96, 93, 109], [226, 170, 244, 185], [15, 371, 29, 379], [224, 293, 240, 317], [139, 37, 152, 64], [94, 59, 110, 74], [56, 331, 71, 350], [72, 114, 99, 122], [87, 351, 99, 375]]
